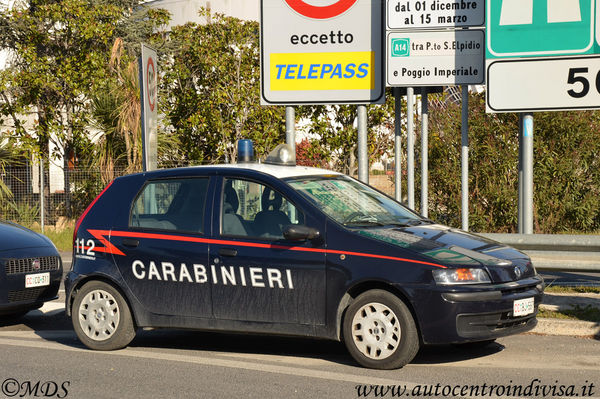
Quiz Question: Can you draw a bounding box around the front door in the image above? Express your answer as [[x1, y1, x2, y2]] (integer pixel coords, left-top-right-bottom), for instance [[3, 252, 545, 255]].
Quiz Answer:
[[209, 176, 326, 325]]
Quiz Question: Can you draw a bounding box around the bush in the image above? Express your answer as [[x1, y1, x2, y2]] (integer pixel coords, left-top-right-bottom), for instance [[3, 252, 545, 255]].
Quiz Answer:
[[423, 91, 600, 233]]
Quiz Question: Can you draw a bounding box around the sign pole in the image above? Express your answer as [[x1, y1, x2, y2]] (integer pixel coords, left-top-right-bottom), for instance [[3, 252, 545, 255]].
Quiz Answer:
[[40, 158, 44, 234], [285, 106, 295, 153], [357, 105, 369, 184], [522, 113, 534, 234], [420, 88, 428, 217], [461, 85, 469, 231], [518, 114, 524, 233], [394, 87, 402, 202], [407, 87, 415, 209]]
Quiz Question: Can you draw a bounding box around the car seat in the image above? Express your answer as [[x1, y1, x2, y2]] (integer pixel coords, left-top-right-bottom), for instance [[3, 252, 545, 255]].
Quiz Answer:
[[254, 187, 291, 238], [222, 182, 248, 236]]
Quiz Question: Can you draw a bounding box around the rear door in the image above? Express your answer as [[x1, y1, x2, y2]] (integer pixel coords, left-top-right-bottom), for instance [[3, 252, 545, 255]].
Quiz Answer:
[[110, 176, 214, 318], [209, 175, 327, 325]]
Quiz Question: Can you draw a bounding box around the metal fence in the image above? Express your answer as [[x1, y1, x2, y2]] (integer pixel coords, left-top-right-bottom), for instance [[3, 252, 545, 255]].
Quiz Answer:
[[2, 163, 598, 273], [0, 162, 127, 228], [1, 160, 398, 229], [481, 233, 600, 272]]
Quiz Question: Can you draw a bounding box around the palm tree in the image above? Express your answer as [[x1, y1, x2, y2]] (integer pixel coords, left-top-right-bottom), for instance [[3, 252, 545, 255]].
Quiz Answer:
[[0, 137, 17, 202], [110, 38, 143, 174]]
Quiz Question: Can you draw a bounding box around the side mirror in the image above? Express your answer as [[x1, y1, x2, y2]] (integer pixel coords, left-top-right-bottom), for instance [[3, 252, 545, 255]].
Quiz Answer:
[[283, 225, 321, 241]]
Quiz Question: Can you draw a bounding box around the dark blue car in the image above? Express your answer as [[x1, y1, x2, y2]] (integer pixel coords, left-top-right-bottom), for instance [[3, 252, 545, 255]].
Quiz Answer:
[[0, 221, 62, 317], [65, 144, 544, 369]]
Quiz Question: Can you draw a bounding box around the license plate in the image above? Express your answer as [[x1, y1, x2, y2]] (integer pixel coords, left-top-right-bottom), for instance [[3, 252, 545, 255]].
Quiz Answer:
[[25, 272, 50, 288], [513, 297, 535, 317]]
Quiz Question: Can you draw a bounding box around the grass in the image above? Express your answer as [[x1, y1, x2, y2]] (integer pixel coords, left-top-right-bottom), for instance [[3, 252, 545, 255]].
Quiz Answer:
[[538, 305, 600, 323], [545, 286, 600, 294], [30, 225, 74, 252]]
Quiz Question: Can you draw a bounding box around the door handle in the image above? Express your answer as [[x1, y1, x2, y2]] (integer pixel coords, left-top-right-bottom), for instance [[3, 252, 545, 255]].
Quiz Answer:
[[122, 238, 139, 248], [218, 248, 238, 257]]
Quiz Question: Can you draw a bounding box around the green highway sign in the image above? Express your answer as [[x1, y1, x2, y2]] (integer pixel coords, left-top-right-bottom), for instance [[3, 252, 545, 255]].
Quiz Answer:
[[390, 38, 410, 57], [486, 0, 598, 58]]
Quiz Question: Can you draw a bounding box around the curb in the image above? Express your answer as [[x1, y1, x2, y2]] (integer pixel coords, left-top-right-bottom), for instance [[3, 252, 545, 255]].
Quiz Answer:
[[532, 318, 600, 338]]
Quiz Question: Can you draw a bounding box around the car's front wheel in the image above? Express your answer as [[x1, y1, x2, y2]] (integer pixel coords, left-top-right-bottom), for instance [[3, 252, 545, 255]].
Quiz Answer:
[[71, 281, 136, 350], [343, 289, 419, 369]]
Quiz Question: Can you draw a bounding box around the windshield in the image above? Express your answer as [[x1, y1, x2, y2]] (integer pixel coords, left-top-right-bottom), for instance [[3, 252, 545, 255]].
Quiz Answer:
[[287, 176, 425, 227]]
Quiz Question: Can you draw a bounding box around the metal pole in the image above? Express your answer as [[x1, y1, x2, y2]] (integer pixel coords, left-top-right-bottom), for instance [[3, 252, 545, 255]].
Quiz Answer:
[[522, 113, 534, 234], [40, 158, 45, 234], [139, 55, 148, 172], [518, 114, 524, 233], [407, 87, 415, 209], [357, 105, 368, 184], [461, 85, 469, 231], [420, 89, 429, 218], [285, 106, 296, 153], [394, 88, 402, 202]]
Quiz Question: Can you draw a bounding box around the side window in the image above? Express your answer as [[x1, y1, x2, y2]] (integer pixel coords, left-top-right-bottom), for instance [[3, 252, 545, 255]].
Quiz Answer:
[[130, 178, 209, 233], [221, 178, 304, 239]]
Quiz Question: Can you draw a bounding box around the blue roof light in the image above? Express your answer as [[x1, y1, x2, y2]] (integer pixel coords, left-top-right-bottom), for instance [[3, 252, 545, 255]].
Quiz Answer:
[[237, 139, 254, 163]]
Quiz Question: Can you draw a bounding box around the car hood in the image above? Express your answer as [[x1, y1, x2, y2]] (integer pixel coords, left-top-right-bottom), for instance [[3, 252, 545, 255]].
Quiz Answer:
[[356, 224, 535, 283], [0, 221, 52, 251]]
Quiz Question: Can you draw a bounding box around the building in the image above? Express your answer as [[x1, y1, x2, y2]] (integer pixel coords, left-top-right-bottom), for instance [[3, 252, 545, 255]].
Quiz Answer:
[[146, 0, 259, 27]]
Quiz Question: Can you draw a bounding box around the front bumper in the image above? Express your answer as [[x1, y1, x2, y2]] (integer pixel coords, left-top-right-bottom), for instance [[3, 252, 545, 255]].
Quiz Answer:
[[0, 256, 62, 316], [404, 275, 544, 344]]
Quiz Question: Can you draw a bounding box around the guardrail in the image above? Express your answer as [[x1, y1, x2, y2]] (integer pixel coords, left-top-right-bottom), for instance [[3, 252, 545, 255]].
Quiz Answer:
[[479, 233, 600, 272]]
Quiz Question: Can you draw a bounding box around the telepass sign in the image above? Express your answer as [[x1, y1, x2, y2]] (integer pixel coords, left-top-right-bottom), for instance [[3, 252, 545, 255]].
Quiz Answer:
[[260, 0, 384, 104]]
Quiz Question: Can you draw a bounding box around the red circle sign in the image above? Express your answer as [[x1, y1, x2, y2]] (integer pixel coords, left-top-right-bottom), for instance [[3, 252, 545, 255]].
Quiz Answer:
[[284, 0, 358, 19], [146, 57, 156, 112]]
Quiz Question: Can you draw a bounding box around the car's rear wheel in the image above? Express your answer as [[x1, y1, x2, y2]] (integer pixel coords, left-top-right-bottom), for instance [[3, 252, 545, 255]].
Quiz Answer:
[[343, 289, 419, 369], [72, 281, 136, 350]]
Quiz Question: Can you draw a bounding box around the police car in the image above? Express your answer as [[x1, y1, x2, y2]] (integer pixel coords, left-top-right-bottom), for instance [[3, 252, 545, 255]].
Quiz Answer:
[[1, 221, 62, 317], [66, 142, 543, 369]]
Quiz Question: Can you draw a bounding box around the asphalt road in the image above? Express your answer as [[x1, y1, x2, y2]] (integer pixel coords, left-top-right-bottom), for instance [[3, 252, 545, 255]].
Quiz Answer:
[[0, 255, 598, 398], [0, 324, 597, 398]]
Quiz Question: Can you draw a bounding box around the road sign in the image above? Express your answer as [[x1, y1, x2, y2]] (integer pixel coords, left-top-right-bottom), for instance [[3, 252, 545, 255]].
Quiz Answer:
[[487, 55, 600, 111], [260, 0, 384, 105], [140, 44, 158, 171], [387, 0, 485, 29], [387, 30, 485, 86], [486, 0, 600, 112], [487, 0, 595, 58]]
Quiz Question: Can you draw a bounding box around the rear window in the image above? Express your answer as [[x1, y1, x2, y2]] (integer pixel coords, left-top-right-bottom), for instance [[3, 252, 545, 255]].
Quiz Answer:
[[130, 178, 209, 233]]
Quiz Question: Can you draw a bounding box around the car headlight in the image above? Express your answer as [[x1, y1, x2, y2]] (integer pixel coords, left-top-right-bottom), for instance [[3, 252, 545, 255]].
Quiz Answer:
[[433, 268, 491, 285]]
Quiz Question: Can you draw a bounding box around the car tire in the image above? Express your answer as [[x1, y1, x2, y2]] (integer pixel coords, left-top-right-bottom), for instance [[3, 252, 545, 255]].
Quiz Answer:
[[71, 281, 136, 351], [342, 289, 419, 369]]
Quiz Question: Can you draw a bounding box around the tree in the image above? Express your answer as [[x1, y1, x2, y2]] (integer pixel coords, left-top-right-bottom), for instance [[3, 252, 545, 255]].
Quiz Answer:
[[0, 137, 20, 202], [295, 138, 328, 168], [297, 89, 396, 175], [425, 90, 600, 233], [0, 0, 169, 213], [161, 9, 285, 163]]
